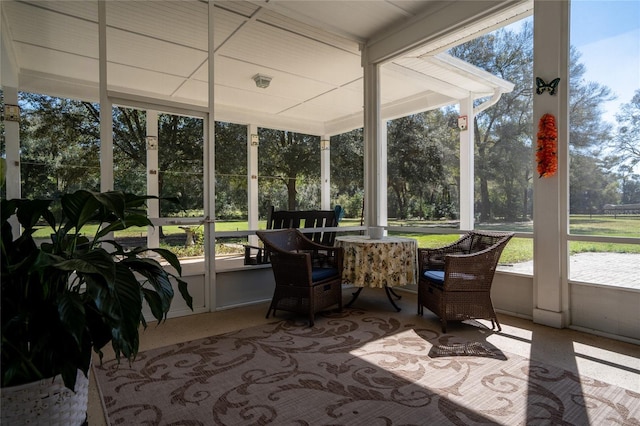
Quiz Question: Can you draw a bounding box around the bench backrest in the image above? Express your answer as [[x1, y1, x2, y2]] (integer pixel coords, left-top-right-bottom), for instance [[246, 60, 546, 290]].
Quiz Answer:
[[266, 205, 341, 246]]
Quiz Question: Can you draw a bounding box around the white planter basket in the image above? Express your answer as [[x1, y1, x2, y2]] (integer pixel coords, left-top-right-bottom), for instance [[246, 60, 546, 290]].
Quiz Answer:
[[1, 369, 89, 426]]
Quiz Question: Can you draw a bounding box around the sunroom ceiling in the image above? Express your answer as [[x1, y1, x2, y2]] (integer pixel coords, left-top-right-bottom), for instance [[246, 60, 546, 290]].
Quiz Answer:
[[1, 0, 530, 136]]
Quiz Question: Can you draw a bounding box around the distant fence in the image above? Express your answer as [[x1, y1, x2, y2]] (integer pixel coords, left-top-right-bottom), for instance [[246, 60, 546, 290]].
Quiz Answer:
[[603, 204, 640, 216]]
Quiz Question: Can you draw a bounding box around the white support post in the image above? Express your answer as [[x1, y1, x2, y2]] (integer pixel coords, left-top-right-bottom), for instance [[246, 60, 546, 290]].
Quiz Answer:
[[320, 136, 331, 210], [3, 87, 20, 200], [532, 0, 570, 328], [458, 97, 475, 230], [363, 59, 387, 229], [98, 0, 113, 193], [3, 87, 21, 238], [146, 110, 160, 248], [205, 0, 216, 311], [1, 18, 21, 237], [248, 124, 259, 246]]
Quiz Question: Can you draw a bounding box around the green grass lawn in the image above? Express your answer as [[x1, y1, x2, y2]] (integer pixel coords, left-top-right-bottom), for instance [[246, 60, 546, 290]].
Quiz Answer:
[[30, 215, 638, 263]]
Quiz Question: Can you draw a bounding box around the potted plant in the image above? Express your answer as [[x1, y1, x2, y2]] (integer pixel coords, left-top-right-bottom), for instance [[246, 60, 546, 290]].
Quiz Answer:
[[1, 188, 193, 424]]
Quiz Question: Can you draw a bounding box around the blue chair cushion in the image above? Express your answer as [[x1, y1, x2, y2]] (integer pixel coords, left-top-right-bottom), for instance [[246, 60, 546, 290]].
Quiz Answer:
[[423, 270, 445, 285], [312, 267, 339, 282]]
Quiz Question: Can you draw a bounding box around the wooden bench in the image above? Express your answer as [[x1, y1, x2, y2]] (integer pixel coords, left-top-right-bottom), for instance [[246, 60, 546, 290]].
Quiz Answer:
[[244, 205, 343, 265]]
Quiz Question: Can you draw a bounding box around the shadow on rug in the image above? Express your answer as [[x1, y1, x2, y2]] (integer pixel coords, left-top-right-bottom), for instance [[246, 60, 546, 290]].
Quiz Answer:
[[94, 309, 640, 425]]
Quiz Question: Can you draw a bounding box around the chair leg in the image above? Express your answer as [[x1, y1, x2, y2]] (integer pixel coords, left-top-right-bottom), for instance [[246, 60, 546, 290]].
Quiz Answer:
[[440, 319, 447, 334], [265, 300, 276, 319], [492, 317, 502, 332]]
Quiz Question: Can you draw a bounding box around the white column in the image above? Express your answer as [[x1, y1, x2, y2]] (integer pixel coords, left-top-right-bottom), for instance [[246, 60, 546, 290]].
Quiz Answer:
[[98, 0, 113, 192], [458, 97, 475, 230], [2, 7, 21, 218], [320, 136, 331, 210], [3, 88, 20, 200], [204, 1, 216, 311], [532, 0, 570, 328], [146, 110, 160, 248], [3, 87, 21, 238], [247, 124, 259, 246], [363, 58, 387, 228]]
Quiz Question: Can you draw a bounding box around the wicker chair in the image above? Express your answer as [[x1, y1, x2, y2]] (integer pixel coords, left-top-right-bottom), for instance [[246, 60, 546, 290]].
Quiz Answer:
[[417, 231, 514, 333], [257, 228, 343, 326]]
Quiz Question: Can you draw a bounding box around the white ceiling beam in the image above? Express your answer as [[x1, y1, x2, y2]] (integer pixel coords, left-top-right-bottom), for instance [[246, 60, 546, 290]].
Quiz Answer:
[[366, 0, 531, 64], [246, 0, 367, 44]]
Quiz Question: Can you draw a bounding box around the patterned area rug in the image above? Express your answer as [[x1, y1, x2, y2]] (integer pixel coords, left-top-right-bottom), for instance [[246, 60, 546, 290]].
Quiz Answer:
[[94, 310, 640, 425]]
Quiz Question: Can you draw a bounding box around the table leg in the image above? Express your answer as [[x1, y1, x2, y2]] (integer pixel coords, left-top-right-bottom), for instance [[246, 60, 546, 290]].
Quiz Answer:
[[387, 286, 402, 300], [384, 286, 402, 312], [345, 287, 363, 308]]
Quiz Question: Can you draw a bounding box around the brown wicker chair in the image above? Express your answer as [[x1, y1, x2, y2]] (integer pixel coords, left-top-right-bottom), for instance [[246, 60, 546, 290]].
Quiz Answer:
[[257, 228, 343, 326], [417, 231, 514, 333]]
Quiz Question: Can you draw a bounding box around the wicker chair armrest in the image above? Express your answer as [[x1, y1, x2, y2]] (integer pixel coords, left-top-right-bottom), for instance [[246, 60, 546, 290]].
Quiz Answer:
[[256, 229, 343, 276], [295, 233, 338, 251], [267, 244, 309, 259], [295, 232, 343, 268], [418, 246, 468, 271]]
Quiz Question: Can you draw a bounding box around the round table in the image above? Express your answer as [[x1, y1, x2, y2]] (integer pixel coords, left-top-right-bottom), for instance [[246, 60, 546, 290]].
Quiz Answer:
[[334, 235, 418, 311]]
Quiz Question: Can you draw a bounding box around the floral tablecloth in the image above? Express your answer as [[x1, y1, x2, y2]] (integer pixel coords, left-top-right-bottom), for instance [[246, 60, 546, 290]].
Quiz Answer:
[[335, 235, 417, 288]]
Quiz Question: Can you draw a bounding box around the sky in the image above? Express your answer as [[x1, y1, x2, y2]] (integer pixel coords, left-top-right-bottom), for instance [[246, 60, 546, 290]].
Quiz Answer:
[[570, 0, 640, 125]]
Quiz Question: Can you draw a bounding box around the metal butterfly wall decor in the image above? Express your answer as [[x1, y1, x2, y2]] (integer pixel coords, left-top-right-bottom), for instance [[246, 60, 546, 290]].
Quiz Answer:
[[536, 77, 561, 95]]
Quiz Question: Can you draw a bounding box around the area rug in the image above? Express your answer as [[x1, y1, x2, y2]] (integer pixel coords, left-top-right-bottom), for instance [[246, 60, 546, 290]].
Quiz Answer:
[[94, 310, 640, 425]]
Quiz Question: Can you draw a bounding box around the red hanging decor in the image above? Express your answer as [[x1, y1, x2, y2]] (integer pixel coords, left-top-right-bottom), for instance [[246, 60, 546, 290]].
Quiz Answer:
[[536, 113, 558, 178]]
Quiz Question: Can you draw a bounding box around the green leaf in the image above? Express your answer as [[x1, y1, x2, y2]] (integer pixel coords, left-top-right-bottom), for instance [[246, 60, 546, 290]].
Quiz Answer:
[[102, 264, 143, 362], [61, 190, 100, 230], [97, 214, 152, 237], [94, 191, 127, 220], [141, 288, 164, 322], [54, 249, 117, 284], [127, 246, 183, 275], [177, 278, 193, 310], [57, 292, 86, 348], [14, 199, 53, 230], [122, 258, 174, 312]]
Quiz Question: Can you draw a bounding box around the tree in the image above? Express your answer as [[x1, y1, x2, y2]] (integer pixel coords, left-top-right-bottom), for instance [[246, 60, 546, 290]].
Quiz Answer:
[[330, 129, 364, 218], [19, 93, 100, 199], [387, 110, 457, 220], [450, 23, 535, 222], [450, 20, 616, 221], [258, 129, 320, 211], [569, 154, 618, 214], [215, 122, 247, 219], [15, 95, 207, 215], [158, 113, 204, 215], [613, 90, 640, 168]]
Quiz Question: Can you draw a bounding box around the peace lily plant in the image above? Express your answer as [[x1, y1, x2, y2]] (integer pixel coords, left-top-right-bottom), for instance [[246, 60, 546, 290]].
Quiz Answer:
[[1, 184, 193, 392]]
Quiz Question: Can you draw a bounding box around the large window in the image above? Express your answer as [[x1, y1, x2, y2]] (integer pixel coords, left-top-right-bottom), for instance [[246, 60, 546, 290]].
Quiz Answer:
[[330, 129, 364, 222], [382, 16, 535, 273], [568, 0, 640, 288], [386, 111, 459, 224], [16, 93, 100, 199], [449, 19, 534, 231], [112, 106, 147, 195], [157, 113, 204, 217]]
